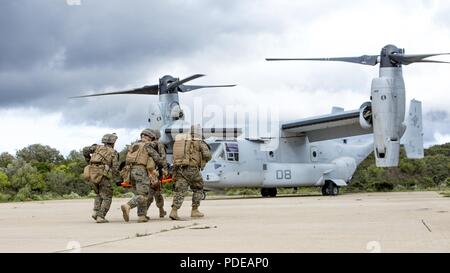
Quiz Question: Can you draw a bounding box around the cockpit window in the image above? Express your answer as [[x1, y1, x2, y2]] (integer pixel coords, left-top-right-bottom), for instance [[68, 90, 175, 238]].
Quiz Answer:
[[209, 143, 222, 153], [225, 143, 239, 162], [209, 142, 225, 160]]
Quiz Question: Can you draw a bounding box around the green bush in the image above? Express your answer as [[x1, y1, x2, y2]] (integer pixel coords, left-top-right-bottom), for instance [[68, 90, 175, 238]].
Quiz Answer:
[[370, 181, 394, 192], [0, 152, 14, 168], [87, 190, 97, 198], [62, 192, 81, 199], [350, 144, 449, 192], [39, 192, 61, 200], [45, 168, 90, 196], [418, 177, 435, 189], [161, 182, 174, 195], [113, 184, 128, 197], [226, 187, 260, 196], [10, 163, 46, 192], [0, 171, 10, 190], [0, 192, 11, 202], [16, 144, 64, 164], [14, 185, 32, 201]]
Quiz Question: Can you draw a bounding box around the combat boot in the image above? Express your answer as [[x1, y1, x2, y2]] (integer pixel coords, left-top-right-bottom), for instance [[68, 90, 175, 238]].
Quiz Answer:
[[121, 204, 131, 222], [91, 210, 98, 221], [96, 216, 109, 223], [159, 208, 167, 218], [191, 206, 204, 218], [169, 207, 180, 220], [138, 216, 148, 223]]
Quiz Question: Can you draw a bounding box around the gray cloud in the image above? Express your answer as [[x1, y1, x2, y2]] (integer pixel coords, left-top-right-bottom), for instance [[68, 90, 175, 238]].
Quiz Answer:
[[0, 0, 297, 128]]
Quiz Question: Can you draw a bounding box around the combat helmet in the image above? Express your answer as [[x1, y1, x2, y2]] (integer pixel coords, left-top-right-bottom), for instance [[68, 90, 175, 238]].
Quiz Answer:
[[150, 129, 161, 140], [141, 128, 156, 139], [101, 133, 118, 144]]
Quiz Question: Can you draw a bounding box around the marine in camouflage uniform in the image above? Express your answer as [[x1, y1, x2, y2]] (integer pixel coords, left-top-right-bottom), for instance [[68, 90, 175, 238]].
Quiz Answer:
[[145, 129, 168, 218], [170, 125, 212, 220], [120, 129, 163, 223], [83, 133, 119, 223]]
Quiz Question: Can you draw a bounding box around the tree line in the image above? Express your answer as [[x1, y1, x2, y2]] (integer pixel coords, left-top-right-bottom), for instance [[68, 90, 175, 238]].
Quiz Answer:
[[348, 143, 449, 192]]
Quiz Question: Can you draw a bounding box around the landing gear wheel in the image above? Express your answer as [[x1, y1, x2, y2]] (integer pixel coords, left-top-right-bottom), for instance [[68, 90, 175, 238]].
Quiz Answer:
[[261, 188, 277, 197], [321, 186, 328, 196], [322, 181, 339, 196], [201, 191, 207, 200], [331, 185, 339, 196], [269, 188, 277, 197]]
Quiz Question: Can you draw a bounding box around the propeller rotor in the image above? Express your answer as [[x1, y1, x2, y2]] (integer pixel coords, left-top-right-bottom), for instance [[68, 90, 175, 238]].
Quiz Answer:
[[266, 44, 450, 67], [71, 74, 236, 98]]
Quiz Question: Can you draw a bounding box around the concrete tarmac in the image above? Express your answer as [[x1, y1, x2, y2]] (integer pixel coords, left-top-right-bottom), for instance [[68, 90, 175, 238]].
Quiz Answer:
[[0, 191, 449, 252]]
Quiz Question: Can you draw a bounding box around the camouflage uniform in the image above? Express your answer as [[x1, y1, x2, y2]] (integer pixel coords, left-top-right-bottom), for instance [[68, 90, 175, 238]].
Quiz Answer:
[[172, 165, 205, 208], [83, 141, 119, 221], [146, 139, 168, 214], [171, 138, 211, 210], [125, 140, 163, 217]]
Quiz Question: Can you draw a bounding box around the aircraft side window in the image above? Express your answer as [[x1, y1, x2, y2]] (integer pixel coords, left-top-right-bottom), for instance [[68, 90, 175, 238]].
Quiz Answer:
[[225, 143, 239, 162]]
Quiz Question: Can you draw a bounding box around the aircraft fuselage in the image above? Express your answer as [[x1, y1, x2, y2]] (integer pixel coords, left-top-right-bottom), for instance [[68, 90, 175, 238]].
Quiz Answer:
[[201, 137, 373, 192]]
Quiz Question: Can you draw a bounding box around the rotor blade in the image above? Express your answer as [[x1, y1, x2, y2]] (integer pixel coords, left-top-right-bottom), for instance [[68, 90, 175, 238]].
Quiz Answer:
[[179, 84, 237, 92], [70, 84, 159, 98], [266, 55, 379, 66], [167, 74, 205, 91], [389, 53, 450, 65], [405, 59, 450, 64]]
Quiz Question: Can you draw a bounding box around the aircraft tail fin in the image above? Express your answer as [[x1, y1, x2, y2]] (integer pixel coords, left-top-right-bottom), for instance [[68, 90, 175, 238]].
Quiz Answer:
[[401, 99, 424, 159]]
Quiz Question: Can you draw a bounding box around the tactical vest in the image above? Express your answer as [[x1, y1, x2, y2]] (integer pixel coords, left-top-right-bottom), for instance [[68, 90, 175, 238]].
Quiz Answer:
[[87, 145, 116, 184], [173, 134, 202, 167], [126, 141, 156, 171], [90, 145, 115, 166]]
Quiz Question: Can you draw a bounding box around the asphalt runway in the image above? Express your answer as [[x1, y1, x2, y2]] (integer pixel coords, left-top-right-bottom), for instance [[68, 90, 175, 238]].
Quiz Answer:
[[0, 191, 449, 252]]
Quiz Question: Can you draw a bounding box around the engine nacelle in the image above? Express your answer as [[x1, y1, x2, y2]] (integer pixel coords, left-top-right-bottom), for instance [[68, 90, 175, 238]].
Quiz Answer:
[[359, 101, 373, 129], [370, 67, 406, 167], [148, 102, 165, 132]]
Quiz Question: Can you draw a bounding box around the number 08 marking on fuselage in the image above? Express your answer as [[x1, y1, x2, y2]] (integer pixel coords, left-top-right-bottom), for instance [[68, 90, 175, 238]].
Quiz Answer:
[[276, 170, 292, 180]]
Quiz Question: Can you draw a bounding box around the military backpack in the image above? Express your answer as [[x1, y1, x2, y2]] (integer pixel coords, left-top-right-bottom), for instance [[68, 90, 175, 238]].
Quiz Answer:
[[122, 141, 156, 180], [173, 134, 202, 167], [85, 145, 115, 184]]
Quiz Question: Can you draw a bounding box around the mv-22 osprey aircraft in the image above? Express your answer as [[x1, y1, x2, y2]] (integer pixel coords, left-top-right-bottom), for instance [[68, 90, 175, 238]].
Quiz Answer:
[[74, 44, 449, 197]]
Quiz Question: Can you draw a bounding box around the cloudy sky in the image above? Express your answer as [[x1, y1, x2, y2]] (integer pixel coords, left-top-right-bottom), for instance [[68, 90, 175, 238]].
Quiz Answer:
[[1, 0, 449, 155]]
